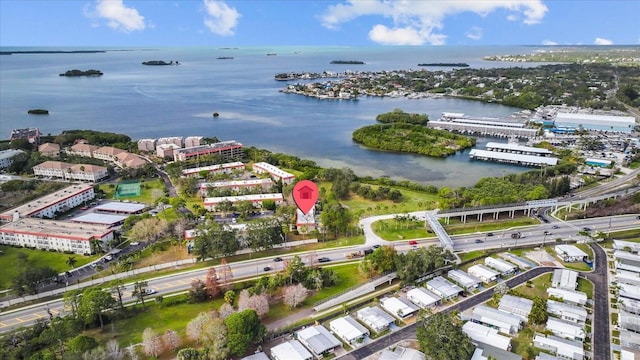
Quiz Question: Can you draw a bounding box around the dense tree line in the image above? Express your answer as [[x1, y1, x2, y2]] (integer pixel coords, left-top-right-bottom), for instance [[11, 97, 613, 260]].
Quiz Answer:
[[51, 130, 132, 148], [352, 123, 475, 157], [361, 245, 454, 283], [376, 109, 429, 125], [416, 311, 475, 360]]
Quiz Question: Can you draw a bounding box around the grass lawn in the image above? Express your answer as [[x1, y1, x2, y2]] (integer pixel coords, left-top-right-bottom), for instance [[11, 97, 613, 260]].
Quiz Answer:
[[608, 228, 640, 242], [442, 217, 539, 236], [511, 273, 551, 300], [372, 219, 431, 241], [87, 295, 225, 346], [337, 183, 439, 216], [457, 250, 487, 263], [307, 263, 365, 304], [99, 179, 166, 205], [577, 278, 594, 300], [511, 325, 545, 359], [0, 246, 99, 289]]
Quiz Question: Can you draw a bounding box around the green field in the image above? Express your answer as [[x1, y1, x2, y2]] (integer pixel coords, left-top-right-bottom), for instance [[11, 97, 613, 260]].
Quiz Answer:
[[0, 246, 99, 289], [511, 273, 552, 300], [372, 219, 431, 241], [442, 217, 539, 235]]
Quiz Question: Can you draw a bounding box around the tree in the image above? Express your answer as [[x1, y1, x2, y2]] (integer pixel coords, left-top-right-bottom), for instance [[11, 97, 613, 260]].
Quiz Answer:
[[105, 339, 125, 360], [529, 296, 548, 325], [110, 279, 126, 312], [238, 289, 270, 318], [132, 280, 149, 309], [67, 334, 98, 354], [177, 348, 204, 360], [219, 258, 234, 290], [142, 327, 163, 357], [224, 290, 236, 304], [63, 289, 83, 319], [246, 218, 285, 252], [66, 256, 77, 269], [283, 283, 308, 309], [186, 312, 212, 344], [162, 330, 182, 352], [219, 303, 235, 319], [192, 222, 239, 260], [189, 279, 210, 302], [205, 268, 221, 298], [416, 312, 475, 360], [11, 266, 57, 295], [224, 310, 266, 357], [369, 245, 397, 273], [77, 287, 115, 328], [201, 316, 229, 360], [128, 217, 169, 244]]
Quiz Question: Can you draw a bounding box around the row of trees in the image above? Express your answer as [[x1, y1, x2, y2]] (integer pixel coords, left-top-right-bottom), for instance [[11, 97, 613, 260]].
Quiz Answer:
[[359, 245, 455, 283]]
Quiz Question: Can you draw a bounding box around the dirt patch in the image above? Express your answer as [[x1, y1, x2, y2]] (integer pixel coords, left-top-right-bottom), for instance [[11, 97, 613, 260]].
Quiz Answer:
[[564, 194, 640, 220], [525, 250, 563, 267]]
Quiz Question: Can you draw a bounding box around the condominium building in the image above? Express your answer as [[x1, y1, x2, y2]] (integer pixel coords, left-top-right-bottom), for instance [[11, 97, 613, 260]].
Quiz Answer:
[[203, 193, 283, 211], [252, 162, 296, 184], [182, 162, 246, 177], [184, 136, 204, 148], [0, 217, 113, 254], [0, 149, 25, 169], [38, 143, 60, 157], [93, 146, 126, 162], [173, 141, 243, 162], [67, 143, 98, 158], [0, 184, 95, 222], [137, 138, 157, 152], [33, 161, 108, 182]]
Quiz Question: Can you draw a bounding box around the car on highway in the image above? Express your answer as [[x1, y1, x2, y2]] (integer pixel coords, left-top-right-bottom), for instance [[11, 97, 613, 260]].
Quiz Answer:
[[318, 257, 331, 263], [263, 266, 272, 271], [487, 232, 494, 237], [475, 239, 483, 243], [372, 245, 381, 249], [582, 227, 592, 232], [144, 289, 157, 295], [409, 240, 417, 245], [552, 225, 559, 229], [274, 257, 283, 262], [543, 231, 552, 235]]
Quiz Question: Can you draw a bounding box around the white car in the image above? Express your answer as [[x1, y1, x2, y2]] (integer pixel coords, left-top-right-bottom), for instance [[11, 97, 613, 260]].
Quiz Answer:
[[130, 241, 140, 246], [144, 288, 157, 295], [104, 255, 113, 261]]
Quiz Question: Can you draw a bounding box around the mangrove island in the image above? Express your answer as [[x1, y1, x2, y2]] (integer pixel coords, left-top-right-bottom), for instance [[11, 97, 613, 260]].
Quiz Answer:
[[58, 69, 103, 77]]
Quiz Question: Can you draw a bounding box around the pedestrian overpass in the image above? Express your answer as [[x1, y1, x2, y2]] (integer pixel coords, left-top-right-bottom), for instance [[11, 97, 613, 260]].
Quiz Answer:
[[425, 212, 454, 251]]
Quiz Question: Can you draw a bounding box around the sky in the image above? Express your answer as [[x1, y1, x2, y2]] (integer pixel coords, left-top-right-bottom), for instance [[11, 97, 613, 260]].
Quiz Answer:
[[0, 0, 639, 47]]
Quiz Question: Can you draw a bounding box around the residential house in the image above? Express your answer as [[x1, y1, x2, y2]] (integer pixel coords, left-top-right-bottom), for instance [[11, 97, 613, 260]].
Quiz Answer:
[[270, 340, 313, 360], [448, 269, 481, 290], [425, 276, 462, 300], [406, 287, 440, 309], [356, 306, 395, 333], [329, 315, 369, 345], [552, 269, 578, 290], [380, 297, 419, 320], [498, 295, 533, 322], [296, 325, 342, 358], [468, 265, 500, 284], [462, 322, 511, 351], [554, 245, 588, 263]]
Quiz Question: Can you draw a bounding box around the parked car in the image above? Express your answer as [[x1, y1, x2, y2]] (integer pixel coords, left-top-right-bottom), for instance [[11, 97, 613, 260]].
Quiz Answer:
[[104, 255, 113, 261], [130, 241, 140, 246], [372, 244, 381, 249]]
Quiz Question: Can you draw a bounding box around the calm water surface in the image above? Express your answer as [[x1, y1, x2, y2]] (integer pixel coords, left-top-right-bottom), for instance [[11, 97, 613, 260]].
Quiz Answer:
[[0, 46, 544, 187]]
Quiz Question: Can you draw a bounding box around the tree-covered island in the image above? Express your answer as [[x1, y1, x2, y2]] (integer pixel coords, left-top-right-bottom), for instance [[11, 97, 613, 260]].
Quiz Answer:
[[141, 60, 179, 65], [59, 69, 103, 77], [353, 123, 475, 157], [330, 60, 365, 64]]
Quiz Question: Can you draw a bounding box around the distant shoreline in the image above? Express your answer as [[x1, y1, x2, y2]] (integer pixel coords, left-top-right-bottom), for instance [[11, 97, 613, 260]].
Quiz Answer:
[[0, 50, 107, 55]]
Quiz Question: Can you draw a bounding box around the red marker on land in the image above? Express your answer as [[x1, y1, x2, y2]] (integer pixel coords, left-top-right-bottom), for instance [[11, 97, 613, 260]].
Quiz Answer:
[[292, 180, 318, 214]]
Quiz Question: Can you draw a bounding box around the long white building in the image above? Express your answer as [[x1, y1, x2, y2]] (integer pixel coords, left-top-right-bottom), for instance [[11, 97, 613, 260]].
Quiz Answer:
[[252, 162, 296, 184], [470, 304, 522, 335], [448, 269, 481, 290], [468, 264, 500, 284], [406, 287, 441, 309], [33, 161, 108, 183], [554, 112, 636, 133], [203, 193, 284, 211], [462, 322, 512, 351], [0, 217, 113, 254], [533, 333, 584, 360], [181, 162, 246, 177], [0, 184, 95, 222]]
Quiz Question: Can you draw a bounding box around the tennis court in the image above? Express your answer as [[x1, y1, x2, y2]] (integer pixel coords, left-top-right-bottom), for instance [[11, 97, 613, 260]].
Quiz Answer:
[[115, 180, 141, 199]]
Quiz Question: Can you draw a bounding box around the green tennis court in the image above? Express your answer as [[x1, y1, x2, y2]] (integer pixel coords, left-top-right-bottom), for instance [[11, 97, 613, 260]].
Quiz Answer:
[[115, 180, 141, 198]]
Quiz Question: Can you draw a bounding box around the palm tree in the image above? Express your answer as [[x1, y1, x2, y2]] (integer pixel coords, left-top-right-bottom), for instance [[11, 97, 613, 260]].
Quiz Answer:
[[89, 237, 103, 255], [66, 256, 77, 269], [133, 281, 149, 309]]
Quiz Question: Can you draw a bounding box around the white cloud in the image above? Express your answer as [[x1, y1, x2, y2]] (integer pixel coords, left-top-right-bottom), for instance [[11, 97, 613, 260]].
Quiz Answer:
[[542, 40, 558, 45], [203, 0, 240, 36], [88, 0, 146, 33], [594, 37, 613, 45], [466, 26, 483, 40], [320, 0, 548, 45], [506, 14, 519, 21]]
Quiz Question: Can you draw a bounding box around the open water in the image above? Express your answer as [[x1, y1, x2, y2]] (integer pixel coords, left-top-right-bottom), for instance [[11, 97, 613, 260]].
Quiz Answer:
[[0, 46, 547, 187]]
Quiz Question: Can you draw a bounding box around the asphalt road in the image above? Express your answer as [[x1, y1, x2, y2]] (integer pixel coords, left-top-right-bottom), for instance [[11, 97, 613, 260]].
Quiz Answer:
[[342, 267, 556, 360], [1, 215, 637, 333], [584, 243, 610, 360]]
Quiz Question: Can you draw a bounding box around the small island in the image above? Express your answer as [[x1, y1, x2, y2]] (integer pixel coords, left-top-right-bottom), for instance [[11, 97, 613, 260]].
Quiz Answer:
[[59, 69, 103, 77], [376, 109, 429, 125], [418, 62, 469, 67], [217, 57, 234, 60], [142, 60, 180, 66], [352, 122, 475, 157], [330, 60, 365, 64], [27, 109, 49, 115]]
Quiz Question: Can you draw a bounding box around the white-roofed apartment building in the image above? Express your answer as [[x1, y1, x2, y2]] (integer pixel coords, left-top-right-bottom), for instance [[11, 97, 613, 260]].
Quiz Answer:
[[356, 306, 395, 333], [380, 297, 419, 320], [484, 257, 518, 276], [448, 269, 481, 291], [296, 325, 342, 358], [329, 315, 369, 345]]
